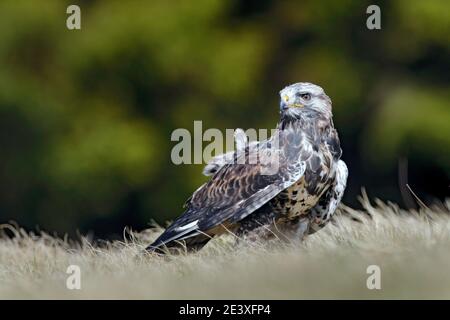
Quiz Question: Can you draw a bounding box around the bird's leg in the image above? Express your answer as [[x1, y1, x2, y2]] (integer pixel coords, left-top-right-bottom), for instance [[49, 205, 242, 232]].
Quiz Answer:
[[233, 208, 279, 247], [296, 218, 311, 241], [276, 216, 311, 242], [236, 223, 279, 245]]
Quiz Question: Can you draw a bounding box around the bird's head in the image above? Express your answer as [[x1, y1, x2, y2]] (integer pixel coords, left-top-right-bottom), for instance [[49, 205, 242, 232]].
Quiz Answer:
[[279, 82, 332, 118]]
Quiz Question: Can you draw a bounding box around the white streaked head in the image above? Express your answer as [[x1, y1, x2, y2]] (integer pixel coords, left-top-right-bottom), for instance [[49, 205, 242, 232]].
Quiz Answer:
[[279, 82, 332, 117]]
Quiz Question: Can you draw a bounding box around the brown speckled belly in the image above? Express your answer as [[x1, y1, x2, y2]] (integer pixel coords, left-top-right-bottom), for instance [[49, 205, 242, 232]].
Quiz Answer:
[[269, 169, 333, 222], [284, 177, 328, 218]]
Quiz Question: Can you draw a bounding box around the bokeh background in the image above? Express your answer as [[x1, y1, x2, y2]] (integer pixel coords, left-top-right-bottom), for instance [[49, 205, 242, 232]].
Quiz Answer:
[[0, 0, 448, 239]]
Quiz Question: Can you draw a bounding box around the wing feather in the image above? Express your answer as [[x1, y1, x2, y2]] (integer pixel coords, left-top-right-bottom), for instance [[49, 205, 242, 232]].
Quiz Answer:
[[147, 131, 310, 250]]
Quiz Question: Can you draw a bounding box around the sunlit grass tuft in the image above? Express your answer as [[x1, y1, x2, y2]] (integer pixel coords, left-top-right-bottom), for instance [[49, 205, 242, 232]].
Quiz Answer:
[[1, 195, 449, 299]]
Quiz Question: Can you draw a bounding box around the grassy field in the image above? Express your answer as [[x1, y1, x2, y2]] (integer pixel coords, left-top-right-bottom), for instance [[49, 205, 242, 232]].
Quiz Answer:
[[0, 194, 449, 299]]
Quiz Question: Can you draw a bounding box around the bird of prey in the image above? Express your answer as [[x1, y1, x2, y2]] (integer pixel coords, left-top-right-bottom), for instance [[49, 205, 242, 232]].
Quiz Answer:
[[146, 82, 348, 253]]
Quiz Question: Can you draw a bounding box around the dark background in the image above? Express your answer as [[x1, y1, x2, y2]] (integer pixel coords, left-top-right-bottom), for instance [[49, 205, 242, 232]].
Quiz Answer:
[[0, 0, 448, 239]]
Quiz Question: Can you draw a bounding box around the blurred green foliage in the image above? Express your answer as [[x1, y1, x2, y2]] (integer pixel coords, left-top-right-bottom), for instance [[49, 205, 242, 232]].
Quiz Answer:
[[0, 0, 448, 237]]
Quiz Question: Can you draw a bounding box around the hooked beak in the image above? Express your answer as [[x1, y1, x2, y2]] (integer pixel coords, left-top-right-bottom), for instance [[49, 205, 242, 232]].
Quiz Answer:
[[280, 95, 304, 111]]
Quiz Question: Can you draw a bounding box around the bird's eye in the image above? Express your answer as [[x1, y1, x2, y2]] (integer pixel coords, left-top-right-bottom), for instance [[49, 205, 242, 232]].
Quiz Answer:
[[300, 93, 311, 101]]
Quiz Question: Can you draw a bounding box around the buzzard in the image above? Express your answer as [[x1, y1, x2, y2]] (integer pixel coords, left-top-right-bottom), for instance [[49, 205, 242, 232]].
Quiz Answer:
[[146, 82, 348, 253]]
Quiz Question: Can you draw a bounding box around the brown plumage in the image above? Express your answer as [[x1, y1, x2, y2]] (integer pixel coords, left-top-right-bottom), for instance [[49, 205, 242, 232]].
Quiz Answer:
[[146, 83, 348, 253]]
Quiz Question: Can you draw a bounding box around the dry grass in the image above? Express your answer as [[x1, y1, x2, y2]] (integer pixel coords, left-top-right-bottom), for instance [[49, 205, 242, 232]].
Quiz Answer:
[[1, 195, 449, 299]]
